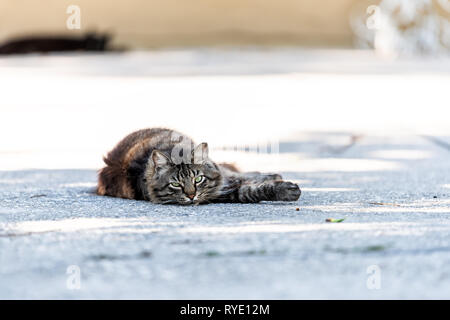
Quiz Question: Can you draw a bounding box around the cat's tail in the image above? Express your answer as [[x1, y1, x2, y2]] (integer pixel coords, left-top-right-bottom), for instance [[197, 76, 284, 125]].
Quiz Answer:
[[97, 155, 135, 199]]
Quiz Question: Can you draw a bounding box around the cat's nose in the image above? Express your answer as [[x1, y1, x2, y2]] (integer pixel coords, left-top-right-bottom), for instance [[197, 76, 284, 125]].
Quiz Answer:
[[187, 194, 195, 200]]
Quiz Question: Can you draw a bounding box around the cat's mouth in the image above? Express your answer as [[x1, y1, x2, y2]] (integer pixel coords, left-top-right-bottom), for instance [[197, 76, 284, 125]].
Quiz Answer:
[[182, 195, 198, 204]]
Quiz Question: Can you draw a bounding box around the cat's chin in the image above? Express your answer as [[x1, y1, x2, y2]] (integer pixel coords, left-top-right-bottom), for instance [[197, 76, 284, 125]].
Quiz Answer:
[[177, 199, 206, 206], [177, 200, 195, 206]]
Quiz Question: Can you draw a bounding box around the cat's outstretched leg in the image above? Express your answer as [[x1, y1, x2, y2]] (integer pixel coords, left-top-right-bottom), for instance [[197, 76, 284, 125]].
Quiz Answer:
[[241, 171, 282, 182], [238, 180, 300, 203]]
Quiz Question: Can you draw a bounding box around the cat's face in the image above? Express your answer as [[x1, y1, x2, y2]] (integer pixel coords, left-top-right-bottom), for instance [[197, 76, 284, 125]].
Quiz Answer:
[[146, 144, 222, 205]]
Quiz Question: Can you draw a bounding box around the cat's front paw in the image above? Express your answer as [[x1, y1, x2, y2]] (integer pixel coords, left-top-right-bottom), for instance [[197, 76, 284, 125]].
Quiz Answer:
[[274, 181, 301, 201]]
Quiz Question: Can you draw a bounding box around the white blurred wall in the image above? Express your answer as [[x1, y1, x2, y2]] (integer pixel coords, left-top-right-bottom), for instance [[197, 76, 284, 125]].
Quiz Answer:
[[1, 49, 449, 170]]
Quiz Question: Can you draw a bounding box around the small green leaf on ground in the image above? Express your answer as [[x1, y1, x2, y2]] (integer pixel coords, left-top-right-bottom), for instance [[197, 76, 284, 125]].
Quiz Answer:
[[326, 218, 345, 223], [204, 251, 220, 257], [363, 245, 387, 252]]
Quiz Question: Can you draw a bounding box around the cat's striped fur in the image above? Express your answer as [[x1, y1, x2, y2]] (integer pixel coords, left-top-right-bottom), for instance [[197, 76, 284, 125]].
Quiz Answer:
[[97, 128, 301, 205]]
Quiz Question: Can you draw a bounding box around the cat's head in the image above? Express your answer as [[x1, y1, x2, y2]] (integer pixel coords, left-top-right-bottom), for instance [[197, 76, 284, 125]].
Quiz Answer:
[[145, 143, 222, 205]]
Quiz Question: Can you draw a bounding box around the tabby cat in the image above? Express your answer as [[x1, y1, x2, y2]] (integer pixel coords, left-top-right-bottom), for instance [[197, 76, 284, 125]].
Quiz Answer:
[[97, 128, 301, 205]]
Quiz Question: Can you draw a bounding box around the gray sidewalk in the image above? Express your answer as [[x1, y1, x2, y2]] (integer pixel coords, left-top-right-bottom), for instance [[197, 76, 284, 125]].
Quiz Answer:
[[1, 133, 449, 299]]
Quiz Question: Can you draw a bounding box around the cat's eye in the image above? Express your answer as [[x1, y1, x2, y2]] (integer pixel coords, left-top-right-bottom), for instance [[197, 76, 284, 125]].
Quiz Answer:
[[194, 176, 204, 184], [170, 182, 181, 188]]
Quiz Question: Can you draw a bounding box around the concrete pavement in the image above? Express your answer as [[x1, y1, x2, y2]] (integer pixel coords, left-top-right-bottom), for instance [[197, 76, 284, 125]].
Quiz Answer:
[[0, 50, 449, 299], [1, 134, 449, 299]]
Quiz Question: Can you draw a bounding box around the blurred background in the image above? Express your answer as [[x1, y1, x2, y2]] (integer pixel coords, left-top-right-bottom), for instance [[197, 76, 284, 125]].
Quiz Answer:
[[0, 0, 449, 170], [1, 0, 449, 51]]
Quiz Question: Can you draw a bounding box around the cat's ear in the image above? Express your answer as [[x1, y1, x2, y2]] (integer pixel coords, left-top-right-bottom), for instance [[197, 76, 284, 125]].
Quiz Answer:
[[193, 142, 209, 164], [151, 150, 172, 168]]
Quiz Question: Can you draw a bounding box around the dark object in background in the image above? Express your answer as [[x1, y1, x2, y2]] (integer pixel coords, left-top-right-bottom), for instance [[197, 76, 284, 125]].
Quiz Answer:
[[0, 33, 111, 55]]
